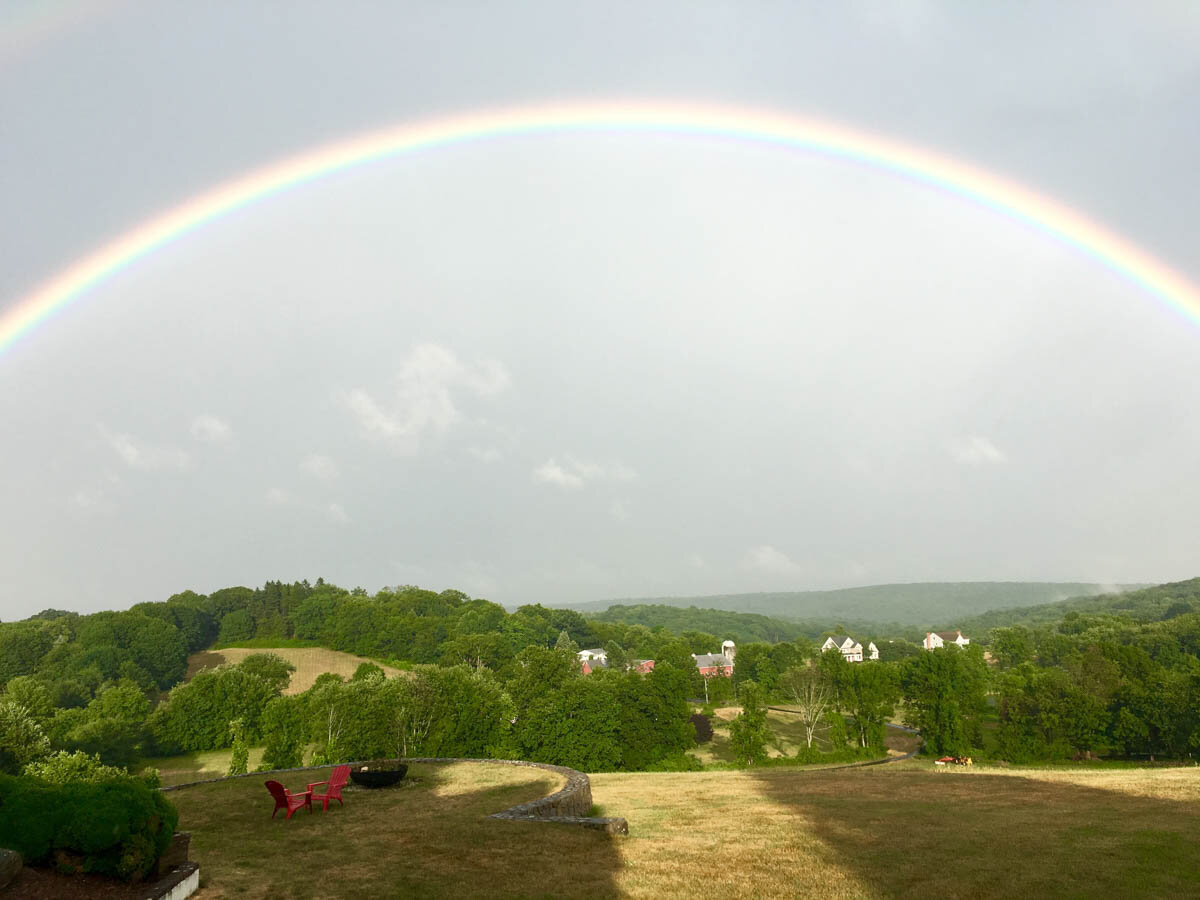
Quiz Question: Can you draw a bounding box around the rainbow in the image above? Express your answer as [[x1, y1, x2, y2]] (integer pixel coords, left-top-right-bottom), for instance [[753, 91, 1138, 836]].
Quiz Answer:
[[4, 99, 1200, 358]]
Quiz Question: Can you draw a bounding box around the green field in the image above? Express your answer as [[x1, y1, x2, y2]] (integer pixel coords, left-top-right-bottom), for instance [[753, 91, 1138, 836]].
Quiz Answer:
[[164, 759, 1200, 898]]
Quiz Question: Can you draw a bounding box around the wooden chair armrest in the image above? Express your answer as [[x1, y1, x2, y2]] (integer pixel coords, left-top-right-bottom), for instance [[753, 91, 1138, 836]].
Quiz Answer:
[[307, 781, 329, 791]]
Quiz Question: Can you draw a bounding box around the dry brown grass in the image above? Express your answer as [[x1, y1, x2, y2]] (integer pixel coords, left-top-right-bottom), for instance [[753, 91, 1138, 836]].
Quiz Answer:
[[185, 647, 403, 694], [955, 762, 1200, 801], [591, 761, 1200, 899], [169, 758, 1200, 899]]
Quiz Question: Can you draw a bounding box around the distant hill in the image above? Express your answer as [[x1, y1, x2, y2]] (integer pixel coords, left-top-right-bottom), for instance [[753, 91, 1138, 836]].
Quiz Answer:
[[589, 604, 811, 644], [952, 577, 1200, 634], [564, 582, 1147, 627]]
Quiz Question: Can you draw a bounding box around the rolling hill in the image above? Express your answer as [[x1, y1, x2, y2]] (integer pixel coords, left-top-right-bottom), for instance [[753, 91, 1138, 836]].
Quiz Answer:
[[951, 576, 1200, 634], [565, 582, 1146, 626]]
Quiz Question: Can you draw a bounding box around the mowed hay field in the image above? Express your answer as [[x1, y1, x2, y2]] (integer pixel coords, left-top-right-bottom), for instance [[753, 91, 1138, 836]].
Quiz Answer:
[[185, 647, 403, 694], [169, 759, 1200, 899], [591, 761, 1200, 899]]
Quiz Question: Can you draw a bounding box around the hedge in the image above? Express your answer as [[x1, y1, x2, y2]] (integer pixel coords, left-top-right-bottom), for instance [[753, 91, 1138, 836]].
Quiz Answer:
[[0, 774, 178, 881]]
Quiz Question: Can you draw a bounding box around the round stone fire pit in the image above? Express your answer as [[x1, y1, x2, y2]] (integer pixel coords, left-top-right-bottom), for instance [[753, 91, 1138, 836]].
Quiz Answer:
[[349, 762, 408, 788]]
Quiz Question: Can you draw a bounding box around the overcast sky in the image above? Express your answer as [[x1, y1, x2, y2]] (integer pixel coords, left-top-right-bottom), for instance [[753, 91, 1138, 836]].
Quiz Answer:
[[2, 2, 1199, 618]]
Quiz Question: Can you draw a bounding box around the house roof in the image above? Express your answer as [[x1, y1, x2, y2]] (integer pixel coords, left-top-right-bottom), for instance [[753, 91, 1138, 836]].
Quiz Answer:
[[934, 631, 962, 640], [825, 635, 861, 650], [694, 653, 731, 668]]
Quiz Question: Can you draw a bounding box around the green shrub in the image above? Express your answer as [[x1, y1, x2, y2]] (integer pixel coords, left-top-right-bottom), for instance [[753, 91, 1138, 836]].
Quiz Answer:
[[24, 750, 131, 784], [0, 701, 50, 774], [227, 718, 249, 776], [0, 774, 178, 881], [644, 752, 704, 772], [260, 696, 305, 770]]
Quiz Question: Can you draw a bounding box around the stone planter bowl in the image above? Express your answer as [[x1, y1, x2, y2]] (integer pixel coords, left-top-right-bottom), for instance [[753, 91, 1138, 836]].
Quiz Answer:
[[349, 763, 408, 788]]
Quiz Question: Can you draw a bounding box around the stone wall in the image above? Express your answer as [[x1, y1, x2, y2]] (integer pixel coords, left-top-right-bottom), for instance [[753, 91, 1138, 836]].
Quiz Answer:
[[161, 757, 628, 834], [401, 757, 627, 834]]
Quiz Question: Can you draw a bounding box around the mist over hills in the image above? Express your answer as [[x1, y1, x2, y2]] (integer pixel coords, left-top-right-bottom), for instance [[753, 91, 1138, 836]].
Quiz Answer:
[[952, 577, 1200, 634], [561, 582, 1147, 627]]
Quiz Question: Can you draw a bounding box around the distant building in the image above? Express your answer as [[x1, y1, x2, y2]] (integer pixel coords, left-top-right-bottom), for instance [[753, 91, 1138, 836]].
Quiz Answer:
[[867, 641, 879, 661], [923, 630, 970, 651], [693, 640, 736, 677], [579, 648, 655, 675], [580, 656, 608, 675], [821, 635, 864, 663]]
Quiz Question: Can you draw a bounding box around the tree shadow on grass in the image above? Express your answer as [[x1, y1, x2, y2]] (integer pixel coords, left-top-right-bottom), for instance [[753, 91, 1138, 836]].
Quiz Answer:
[[166, 761, 623, 899], [745, 762, 1200, 898]]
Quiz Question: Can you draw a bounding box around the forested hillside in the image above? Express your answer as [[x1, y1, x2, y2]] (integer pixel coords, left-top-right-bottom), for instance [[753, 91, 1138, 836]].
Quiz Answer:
[[573, 582, 1144, 624], [589, 604, 808, 644], [2, 575, 1197, 784], [953, 577, 1200, 634], [0, 579, 739, 776]]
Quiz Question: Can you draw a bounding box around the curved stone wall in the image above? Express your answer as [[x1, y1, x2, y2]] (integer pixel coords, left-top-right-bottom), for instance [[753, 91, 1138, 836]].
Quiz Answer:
[[161, 757, 627, 834]]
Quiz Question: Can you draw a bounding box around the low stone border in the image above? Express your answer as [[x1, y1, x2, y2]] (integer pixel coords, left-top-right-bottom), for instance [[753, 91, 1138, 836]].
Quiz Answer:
[[145, 861, 200, 900], [0, 848, 21, 890], [161, 757, 628, 834], [401, 758, 628, 834]]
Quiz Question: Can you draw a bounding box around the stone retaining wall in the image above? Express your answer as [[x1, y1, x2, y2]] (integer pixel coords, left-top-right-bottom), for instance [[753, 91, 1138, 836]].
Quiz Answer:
[[161, 757, 628, 834], [401, 758, 627, 834]]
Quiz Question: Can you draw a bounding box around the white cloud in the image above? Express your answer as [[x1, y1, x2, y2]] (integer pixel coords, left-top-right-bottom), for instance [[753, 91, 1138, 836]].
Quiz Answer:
[[343, 344, 510, 451], [688, 553, 708, 569], [744, 544, 804, 576], [533, 459, 585, 489], [533, 456, 637, 490], [609, 499, 631, 521], [949, 435, 1007, 466], [100, 428, 189, 471], [190, 414, 232, 445], [265, 487, 291, 506], [327, 502, 350, 525], [300, 454, 339, 480]]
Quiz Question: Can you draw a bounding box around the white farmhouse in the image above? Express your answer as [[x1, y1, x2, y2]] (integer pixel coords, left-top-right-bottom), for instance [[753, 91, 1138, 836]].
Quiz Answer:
[[577, 648, 607, 663], [821, 636, 881, 663], [822, 635, 861, 662], [923, 630, 970, 650]]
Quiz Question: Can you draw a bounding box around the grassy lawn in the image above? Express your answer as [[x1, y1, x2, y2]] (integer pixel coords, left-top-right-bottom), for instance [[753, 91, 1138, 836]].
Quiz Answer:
[[142, 747, 270, 786], [167, 759, 1200, 898], [185, 647, 405, 694], [171, 761, 619, 899], [692, 708, 917, 766]]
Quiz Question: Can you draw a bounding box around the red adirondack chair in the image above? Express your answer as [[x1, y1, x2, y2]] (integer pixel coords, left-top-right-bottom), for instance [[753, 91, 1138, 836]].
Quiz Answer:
[[308, 765, 351, 811], [265, 781, 313, 820]]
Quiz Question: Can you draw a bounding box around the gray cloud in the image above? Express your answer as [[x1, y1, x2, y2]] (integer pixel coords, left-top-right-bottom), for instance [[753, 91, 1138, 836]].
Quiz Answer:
[[0, 4, 1197, 616], [300, 454, 339, 480], [949, 436, 1007, 466], [743, 545, 804, 578], [190, 414, 233, 445]]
